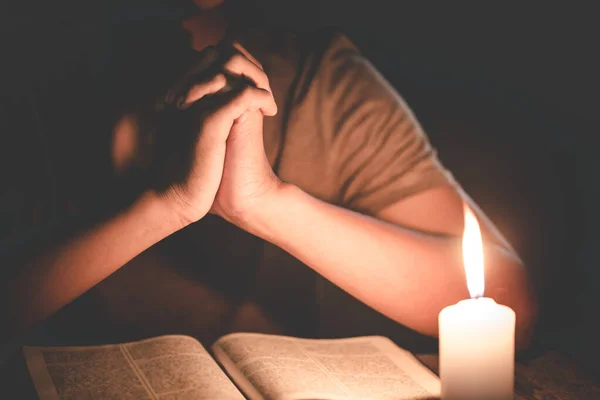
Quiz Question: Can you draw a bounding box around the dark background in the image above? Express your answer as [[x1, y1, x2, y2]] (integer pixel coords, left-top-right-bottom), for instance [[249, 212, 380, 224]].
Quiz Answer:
[[2, 0, 599, 372]]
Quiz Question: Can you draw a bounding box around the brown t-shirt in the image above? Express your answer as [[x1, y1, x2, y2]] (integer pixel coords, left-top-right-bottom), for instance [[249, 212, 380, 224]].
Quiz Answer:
[[38, 30, 456, 348], [235, 30, 455, 340]]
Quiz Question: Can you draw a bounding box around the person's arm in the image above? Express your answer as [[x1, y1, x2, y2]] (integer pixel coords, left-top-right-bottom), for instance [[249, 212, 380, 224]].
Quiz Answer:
[[0, 56, 278, 346], [1, 190, 184, 343], [238, 183, 537, 349], [202, 36, 537, 349]]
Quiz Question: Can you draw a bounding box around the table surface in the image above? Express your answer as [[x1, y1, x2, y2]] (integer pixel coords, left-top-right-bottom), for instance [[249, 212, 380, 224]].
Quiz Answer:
[[417, 352, 600, 400], [2, 347, 599, 399]]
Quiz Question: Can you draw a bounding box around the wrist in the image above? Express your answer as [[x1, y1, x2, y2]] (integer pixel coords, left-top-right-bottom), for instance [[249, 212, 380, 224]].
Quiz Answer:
[[133, 190, 191, 235], [237, 181, 298, 239]]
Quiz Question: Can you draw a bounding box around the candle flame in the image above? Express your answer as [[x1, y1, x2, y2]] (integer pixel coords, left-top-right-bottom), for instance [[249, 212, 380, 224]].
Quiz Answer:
[[462, 204, 485, 298]]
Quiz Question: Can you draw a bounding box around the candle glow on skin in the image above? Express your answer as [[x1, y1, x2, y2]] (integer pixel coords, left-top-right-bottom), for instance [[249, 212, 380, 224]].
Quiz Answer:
[[438, 205, 516, 400]]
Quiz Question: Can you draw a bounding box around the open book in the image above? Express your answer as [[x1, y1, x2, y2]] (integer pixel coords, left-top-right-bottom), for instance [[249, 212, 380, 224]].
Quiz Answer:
[[23, 333, 441, 400]]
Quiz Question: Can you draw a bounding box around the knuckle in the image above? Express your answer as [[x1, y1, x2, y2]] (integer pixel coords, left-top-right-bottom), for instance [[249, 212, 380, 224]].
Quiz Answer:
[[183, 85, 203, 104], [213, 73, 227, 85], [259, 88, 271, 102], [189, 83, 203, 94], [257, 74, 270, 90], [225, 53, 244, 69], [240, 85, 255, 100]]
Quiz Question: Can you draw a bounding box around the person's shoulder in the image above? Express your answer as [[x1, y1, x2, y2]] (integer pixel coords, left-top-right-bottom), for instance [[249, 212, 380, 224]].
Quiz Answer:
[[298, 31, 366, 81], [319, 32, 362, 60], [292, 30, 362, 64], [311, 32, 375, 84], [241, 29, 372, 103], [241, 28, 359, 69]]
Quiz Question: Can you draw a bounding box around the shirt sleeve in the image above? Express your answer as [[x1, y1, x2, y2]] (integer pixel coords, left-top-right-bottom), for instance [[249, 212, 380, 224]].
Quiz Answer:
[[319, 35, 456, 215]]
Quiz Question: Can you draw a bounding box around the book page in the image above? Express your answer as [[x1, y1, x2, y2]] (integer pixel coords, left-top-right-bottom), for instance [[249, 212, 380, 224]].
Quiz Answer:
[[213, 333, 440, 400], [23, 335, 245, 400]]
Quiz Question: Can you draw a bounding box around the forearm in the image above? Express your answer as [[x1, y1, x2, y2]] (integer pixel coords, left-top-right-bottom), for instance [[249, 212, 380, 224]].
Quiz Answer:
[[245, 184, 536, 345], [2, 191, 184, 340]]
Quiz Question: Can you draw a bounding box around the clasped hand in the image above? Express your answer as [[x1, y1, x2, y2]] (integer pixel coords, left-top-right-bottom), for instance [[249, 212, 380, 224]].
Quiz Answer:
[[135, 42, 280, 228]]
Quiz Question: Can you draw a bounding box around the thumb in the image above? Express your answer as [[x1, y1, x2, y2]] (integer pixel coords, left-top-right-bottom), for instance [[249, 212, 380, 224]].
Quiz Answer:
[[227, 111, 271, 170], [229, 110, 264, 150]]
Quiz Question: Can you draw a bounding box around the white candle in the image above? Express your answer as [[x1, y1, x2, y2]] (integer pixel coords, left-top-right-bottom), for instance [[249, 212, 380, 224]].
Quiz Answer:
[[438, 205, 516, 400]]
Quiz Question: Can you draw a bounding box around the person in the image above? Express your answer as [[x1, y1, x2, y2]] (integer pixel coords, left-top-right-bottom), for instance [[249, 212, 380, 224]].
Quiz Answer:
[[0, 0, 537, 356]]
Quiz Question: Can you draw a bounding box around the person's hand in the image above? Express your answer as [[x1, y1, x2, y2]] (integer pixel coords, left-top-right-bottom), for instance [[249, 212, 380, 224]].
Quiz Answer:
[[154, 43, 278, 226], [210, 105, 281, 226], [207, 45, 282, 226]]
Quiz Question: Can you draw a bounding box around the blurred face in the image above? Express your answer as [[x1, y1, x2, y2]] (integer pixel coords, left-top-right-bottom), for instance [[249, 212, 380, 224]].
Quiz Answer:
[[181, 0, 228, 51]]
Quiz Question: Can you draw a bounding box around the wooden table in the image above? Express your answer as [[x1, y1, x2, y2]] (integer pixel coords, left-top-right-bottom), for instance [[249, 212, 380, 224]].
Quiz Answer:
[[417, 352, 600, 400]]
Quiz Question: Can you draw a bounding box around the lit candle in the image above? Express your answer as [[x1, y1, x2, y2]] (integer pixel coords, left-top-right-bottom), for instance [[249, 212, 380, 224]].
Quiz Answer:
[[438, 205, 516, 400]]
